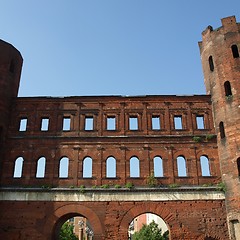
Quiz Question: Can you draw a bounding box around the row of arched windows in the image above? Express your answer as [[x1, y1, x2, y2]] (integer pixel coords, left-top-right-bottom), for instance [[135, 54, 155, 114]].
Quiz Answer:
[[13, 155, 212, 179]]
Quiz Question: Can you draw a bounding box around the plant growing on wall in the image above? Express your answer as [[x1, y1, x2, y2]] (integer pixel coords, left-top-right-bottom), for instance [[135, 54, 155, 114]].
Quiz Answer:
[[193, 136, 202, 143], [146, 171, 157, 187], [125, 182, 134, 189]]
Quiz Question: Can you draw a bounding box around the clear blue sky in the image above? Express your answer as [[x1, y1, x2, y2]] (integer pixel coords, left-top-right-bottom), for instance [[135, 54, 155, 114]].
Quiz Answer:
[[1, 1, 240, 97]]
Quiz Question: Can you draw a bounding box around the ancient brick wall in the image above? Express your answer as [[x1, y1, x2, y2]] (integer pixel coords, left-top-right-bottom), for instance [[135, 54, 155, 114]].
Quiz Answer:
[[1, 95, 221, 188], [2, 16, 240, 240], [0, 197, 228, 240], [199, 16, 240, 239]]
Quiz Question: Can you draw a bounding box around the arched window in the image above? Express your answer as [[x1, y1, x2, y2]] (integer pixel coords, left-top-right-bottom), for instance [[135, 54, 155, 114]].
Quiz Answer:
[[208, 56, 214, 71], [36, 157, 46, 178], [200, 156, 211, 176], [106, 157, 116, 178], [59, 157, 69, 178], [13, 157, 24, 178], [130, 156, 140, 177], [224, 81, 232, 96], [237, 158, 240, 177], [83, 157, 92, 178], [231, 44, 239, 58], [219, 121, 225, 139], [177, 156, 187, 177], [153, 156, 163, 177]]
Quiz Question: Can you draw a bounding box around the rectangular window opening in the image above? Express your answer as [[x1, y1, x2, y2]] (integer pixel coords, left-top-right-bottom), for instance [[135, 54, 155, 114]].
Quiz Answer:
[[129, 116, 138, 130], [196, 115, 205, 129], [107, 116, 116, 130], [85, 116, 94, 131], [152, 116, 161, 130], [174, 116, 183, 130], [41, 118, 49, 131], [63, 117, 71, 131], [19, 118, 27, 131]]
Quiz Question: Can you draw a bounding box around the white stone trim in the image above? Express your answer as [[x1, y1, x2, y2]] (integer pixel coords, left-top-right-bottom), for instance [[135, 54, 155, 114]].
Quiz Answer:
[[0, 188, 225, 202]]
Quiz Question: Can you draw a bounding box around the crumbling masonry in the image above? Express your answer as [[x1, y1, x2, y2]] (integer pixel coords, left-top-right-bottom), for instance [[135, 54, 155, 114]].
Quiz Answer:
[[0, 16, 240, 239]]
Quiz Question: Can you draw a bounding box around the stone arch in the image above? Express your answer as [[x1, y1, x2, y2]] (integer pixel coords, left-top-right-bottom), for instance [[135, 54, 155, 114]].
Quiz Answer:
[[119, 204, 174, 239], [44, 203, 104, 240]]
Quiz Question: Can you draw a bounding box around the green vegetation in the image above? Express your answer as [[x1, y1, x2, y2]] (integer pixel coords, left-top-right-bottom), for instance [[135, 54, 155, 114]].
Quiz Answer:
[[217, 182, 226, 193], [100, 184, 109, 189], [168, 183, 180, 188], [125, 182, 134, 189], [41, 184, 52, 189], [59, 222, 78, 240], [114, 184, 121, 189], [132, 220, 169, 240], [193, 136, 202, 143], [146, 171, 157, 187], [79, 185, 85, 193], [205, 134, 215, 141]]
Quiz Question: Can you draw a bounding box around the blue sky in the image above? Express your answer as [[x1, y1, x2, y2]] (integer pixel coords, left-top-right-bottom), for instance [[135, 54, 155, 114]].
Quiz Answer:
[[1, 1, 240, 97]]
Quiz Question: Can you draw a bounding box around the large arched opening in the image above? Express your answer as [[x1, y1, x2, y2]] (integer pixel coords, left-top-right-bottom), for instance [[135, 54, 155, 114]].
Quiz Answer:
[[128, 213, 169, 239], [44, 204, 103, 240]]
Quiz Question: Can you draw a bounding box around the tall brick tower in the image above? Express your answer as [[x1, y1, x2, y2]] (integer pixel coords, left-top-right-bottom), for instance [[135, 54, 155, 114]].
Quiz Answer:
[[199, 16, 240, 239], [0, 40, 23, 170]]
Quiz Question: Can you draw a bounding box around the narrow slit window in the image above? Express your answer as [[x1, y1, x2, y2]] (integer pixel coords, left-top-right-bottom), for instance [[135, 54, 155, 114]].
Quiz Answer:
[[219, 121, 225, 139], [152, 116, 161, 130], [13, 157, 24, 178], [36, 157, 46, 178], [224, 81, 232, 96], [41, 118, 49, 131], [130, 157, 140, 177], [174, 116, 183, 130], [63, 117, 71, 131], [177, 156, 187, 177], [83, 157, 92, 178], [85, 116, 94, 131], [237, 158, 240, 177], [19, 118, 27, 131], [106, 157, 116, 178], [153, 156, 163, 177], [59, 157, 69, 178], [231, 44, 239, 58], [196, 115, 205, 129], [200, 156, 211, 176], [129, 116, 138, 130], [208, 56, 214, 71], [107, 116, 116, 130]]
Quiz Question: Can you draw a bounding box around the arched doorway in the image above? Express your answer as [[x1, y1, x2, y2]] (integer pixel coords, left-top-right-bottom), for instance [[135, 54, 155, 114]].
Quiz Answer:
[[128, 213, 169, 239], [55, 214, 94, 240], [44, 204, 103, 240]]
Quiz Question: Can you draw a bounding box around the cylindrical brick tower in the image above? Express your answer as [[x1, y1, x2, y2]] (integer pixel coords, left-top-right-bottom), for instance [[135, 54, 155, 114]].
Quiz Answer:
[[199, 16, 240, 239], [0, 40, 23, 162]]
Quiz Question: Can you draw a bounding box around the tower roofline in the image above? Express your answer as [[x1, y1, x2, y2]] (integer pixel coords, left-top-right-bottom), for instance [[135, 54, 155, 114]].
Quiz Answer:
[[199, 15, 240, 53]]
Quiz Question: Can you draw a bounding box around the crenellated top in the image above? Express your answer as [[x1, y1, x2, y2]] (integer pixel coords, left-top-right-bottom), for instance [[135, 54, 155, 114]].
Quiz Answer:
[[199, 16, 240, 53]]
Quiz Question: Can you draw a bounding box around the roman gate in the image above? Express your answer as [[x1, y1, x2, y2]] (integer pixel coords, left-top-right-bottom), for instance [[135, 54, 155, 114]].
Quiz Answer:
[[1, 15, 240, 240]]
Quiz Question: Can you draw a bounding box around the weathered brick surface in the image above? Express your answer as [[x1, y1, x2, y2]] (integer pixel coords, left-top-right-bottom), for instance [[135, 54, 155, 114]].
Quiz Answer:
[[1, 15, 240, 240], [0, 200, 228, 240], [199, 16, 240, 238], [0, 95, 221, 188]]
